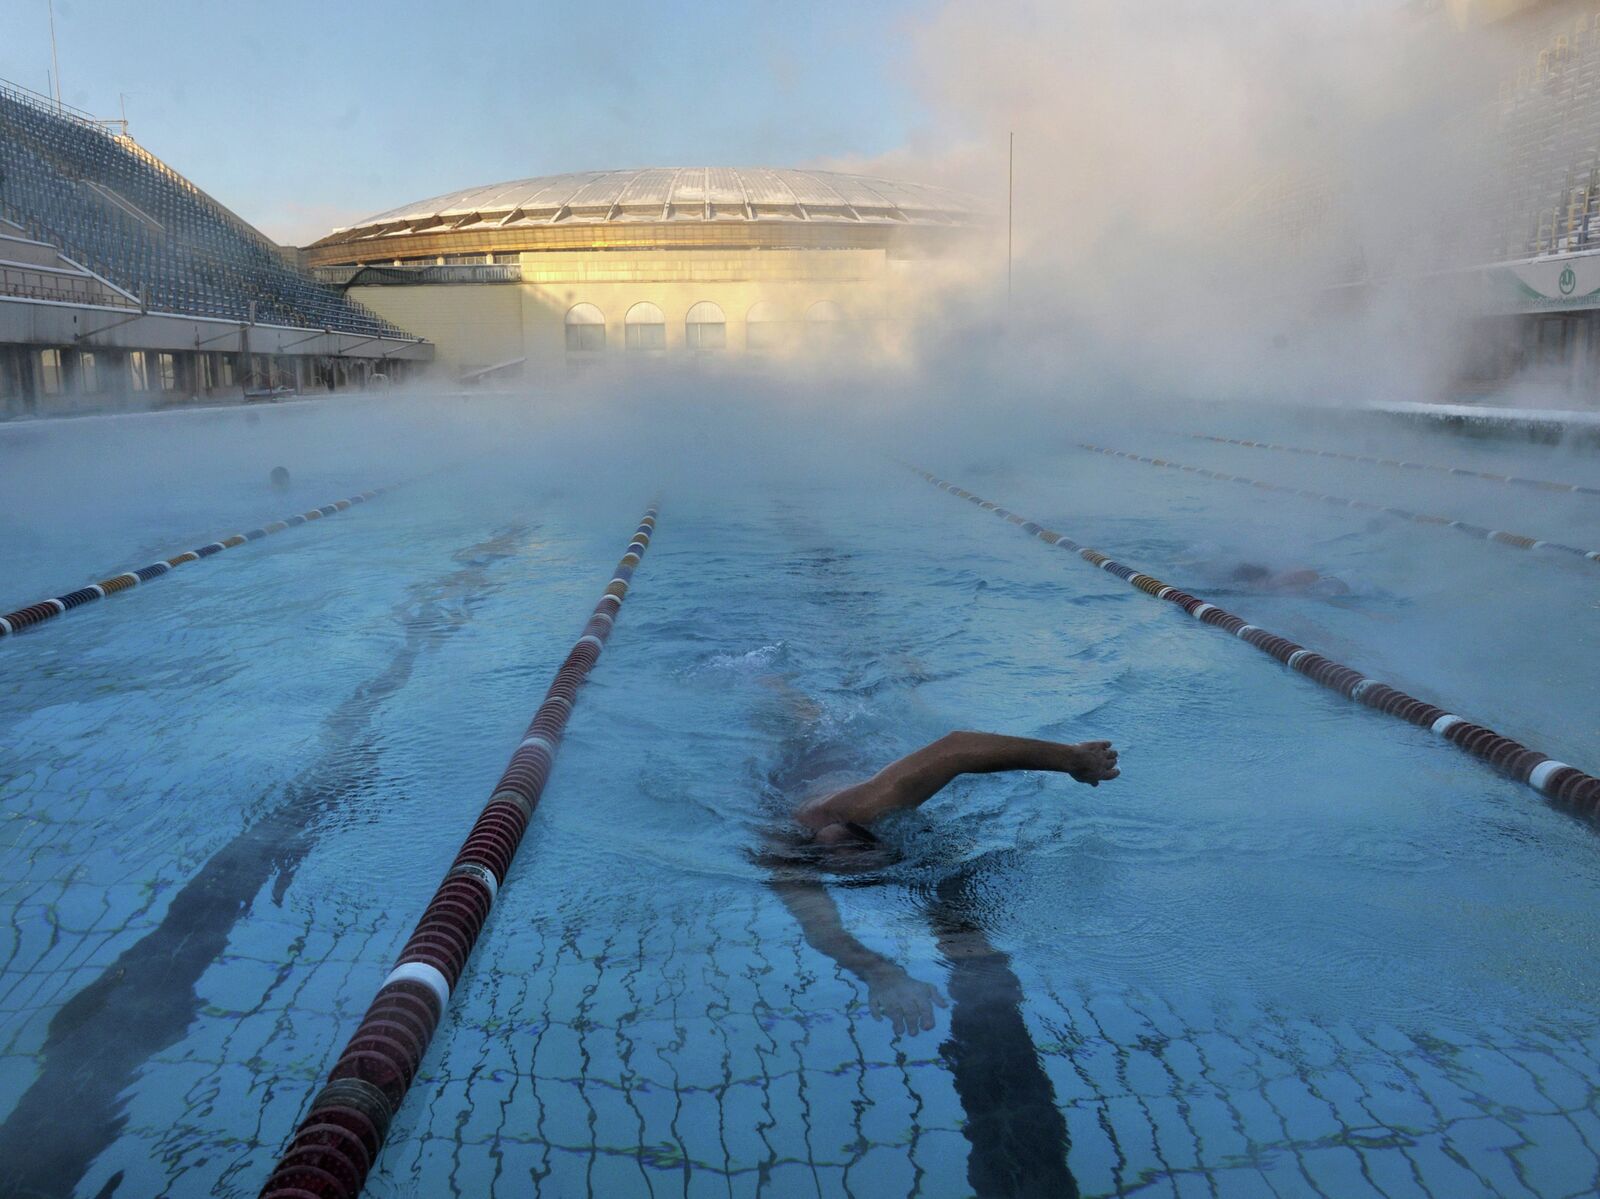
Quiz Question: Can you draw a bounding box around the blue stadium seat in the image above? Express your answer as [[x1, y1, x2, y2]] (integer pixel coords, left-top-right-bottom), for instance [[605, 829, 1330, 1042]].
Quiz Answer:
[[0, 84, 405, 338]]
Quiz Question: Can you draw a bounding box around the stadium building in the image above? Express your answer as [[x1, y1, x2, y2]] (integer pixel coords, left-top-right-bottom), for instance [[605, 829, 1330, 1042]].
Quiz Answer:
[[1257, 0, 1600, 402], [1462, 0, 1600, 395], [0, 79, 430, 419], [304, 168, 988, 381]]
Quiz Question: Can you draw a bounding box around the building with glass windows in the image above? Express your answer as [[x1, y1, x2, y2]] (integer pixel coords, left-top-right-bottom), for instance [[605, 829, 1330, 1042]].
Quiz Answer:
[[303, 168, 989, 380]]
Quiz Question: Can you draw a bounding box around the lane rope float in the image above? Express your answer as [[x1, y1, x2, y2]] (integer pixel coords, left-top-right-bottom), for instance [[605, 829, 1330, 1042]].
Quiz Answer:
[[258, 504, 661, 1199], [0, 484, 397, 642], [912, 468, 1600, 819], [1079, 443, 1600, 569], [1195, 433, 1600, 497]]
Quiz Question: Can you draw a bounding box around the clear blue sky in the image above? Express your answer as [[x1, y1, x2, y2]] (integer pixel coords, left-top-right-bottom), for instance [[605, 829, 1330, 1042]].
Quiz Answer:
[[1, 0, 927, 244]]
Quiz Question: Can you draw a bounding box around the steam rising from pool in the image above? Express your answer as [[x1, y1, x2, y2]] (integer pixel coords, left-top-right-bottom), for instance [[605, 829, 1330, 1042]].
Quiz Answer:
[[822, 0, 1550, 411]]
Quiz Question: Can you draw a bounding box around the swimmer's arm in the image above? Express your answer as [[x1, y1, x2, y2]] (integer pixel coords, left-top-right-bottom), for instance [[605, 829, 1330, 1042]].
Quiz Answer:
[[799, 732, 1119, 828], [768, 874, 947, 1034], [768, 877, 903, 985]]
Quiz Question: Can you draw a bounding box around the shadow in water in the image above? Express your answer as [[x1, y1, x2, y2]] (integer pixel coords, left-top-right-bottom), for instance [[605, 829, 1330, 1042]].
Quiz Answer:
[[0, 527, 528, 1199], [927, 867, 1078, 1199]]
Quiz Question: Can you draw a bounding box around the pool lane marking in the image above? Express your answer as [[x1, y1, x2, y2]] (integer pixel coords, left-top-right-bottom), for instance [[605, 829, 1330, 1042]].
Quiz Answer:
[[1194, 433, 1600, 497], [1079, 443, 1600, 569], [0, 485, 394, 642], [258, 505, 661, 1199], [913, 469, 1600, 819]]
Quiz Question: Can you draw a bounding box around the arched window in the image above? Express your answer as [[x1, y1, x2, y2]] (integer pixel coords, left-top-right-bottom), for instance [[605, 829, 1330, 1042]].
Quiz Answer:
[[746, 301, 784, 351], [625, 302, 666, 350], [685, 301, 726, 350], [565, 303, 605, 352], [805, 300, 846, 351]]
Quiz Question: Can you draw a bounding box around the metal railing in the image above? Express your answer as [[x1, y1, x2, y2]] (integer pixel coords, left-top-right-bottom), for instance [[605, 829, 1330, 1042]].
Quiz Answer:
[[0, 76, 127, 135], [314, 263, 524, 287]]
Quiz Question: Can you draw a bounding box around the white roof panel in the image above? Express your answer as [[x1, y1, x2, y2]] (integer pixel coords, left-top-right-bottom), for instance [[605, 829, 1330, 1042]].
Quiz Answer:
[[332, 167, 984, 238], [616, 168, 679, 208]]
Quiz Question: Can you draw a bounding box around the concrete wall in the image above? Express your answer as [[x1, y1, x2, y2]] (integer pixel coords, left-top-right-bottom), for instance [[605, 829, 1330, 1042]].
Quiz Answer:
[[345, 246, 959, 380], [337, 284, 525, 376]]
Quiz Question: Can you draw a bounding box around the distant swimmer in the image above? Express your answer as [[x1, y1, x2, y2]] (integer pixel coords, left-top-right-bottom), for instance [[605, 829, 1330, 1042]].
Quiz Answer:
[[1228, 562, 1350, 597], [270, 466, 291, 491]]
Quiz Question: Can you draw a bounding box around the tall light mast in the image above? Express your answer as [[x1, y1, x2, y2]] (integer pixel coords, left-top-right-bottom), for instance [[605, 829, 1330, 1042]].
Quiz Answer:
[[1007, 131, 1015, 314], [47, 0, 62, 111]]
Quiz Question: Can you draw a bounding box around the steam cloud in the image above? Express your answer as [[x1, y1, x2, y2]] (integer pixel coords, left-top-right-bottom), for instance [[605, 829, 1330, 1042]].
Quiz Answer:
[[830, 0, 1509, 408]]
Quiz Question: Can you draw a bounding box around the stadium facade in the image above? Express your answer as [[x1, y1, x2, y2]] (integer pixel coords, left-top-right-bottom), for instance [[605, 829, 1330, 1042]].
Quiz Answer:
[[1464, 0, 1600, 396], [1260, 0, 1600, 402], [304, 168, 988, 380], [0, 79, 430, 419]]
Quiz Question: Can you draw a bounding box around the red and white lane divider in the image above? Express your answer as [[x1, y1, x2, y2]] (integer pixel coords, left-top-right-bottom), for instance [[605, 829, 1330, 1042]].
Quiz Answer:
[[0, 484, 395, 644], [258, 505, 660, 1199], [914, 469, 1600, 819], [1194, 433, 1600, 497], [1080, 443, 1600, 569]]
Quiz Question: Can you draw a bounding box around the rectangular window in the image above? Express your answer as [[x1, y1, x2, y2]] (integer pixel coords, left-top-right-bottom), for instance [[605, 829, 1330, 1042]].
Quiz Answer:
[[79, 352, 100, 393], [625, 323, 666, 350], [686, 322, 726, 350], [219, 355, 235, 387], [566, 324, 605, 352], [39, 349, 64, 395], [130, 350, 150, 392], [747, 322, 784, 351]]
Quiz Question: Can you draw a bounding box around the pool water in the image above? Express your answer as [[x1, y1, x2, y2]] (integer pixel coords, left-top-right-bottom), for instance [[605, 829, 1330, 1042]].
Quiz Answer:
[[1, 397, 1598, 1198]]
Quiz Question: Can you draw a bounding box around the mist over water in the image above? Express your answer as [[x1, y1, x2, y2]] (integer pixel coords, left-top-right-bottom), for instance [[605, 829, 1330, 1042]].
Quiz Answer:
[[5, 11, 1600, 1194], [2, 341, 1598, 1196], [818, 0, 1540, 408]]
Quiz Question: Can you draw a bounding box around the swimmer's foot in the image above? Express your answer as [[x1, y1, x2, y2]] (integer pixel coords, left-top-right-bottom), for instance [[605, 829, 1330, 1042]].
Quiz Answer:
[[1064, 740, 1120, 786]]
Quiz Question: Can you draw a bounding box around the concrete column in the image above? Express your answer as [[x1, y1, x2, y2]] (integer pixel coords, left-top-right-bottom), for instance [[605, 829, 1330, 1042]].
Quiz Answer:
[[0, 346, 26, 416], [62, 348, 83, 398], [17, 348, 38, 414]]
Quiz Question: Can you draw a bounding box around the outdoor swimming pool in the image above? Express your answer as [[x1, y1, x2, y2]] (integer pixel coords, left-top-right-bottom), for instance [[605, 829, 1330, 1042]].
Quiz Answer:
[[1, 396, 1597, 1198]]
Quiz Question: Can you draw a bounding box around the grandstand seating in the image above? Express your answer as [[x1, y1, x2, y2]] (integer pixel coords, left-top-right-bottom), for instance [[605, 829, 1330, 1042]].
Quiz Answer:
[[0, 80, 404, 338], [1491, 1, 1600, 260]]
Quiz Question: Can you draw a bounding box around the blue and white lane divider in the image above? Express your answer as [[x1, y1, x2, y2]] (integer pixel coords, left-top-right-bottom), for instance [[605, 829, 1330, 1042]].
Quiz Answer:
[[0, 483, 397, 643], [1080, 443, 1600, 569], [1195, 433, 1600, 497], [914, 467, 1600, 819]]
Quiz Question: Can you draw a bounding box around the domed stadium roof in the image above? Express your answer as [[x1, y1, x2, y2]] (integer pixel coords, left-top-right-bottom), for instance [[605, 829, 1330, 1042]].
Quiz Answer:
[[320, 167, 985, 243]]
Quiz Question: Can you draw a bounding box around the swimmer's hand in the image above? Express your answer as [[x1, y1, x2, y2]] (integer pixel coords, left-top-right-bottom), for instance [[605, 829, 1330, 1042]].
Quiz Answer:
[[1067, 741, 1120, 786], [864, 964, 947, 1036]]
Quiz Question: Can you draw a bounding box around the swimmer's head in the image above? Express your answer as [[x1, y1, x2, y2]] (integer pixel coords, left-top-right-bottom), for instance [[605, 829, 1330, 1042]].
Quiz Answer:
[[815, 821, 874, 848], [1230, 563, 1270, 583], [753, 821, 897, 878], [811, 821, 897, 873], [270, 466, 291, 491]]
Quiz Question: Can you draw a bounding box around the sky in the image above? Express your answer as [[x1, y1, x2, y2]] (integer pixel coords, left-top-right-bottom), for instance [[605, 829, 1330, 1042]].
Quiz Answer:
[[0, 0, 930, 245]]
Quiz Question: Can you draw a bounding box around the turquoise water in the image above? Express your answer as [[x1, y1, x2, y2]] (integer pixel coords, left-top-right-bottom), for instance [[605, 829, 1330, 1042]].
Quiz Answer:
[[0, 398, 1597, 1197]]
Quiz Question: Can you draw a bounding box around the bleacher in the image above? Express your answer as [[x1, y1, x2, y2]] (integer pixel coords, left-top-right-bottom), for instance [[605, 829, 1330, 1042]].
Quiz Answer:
[[0, 79, 404, 338], [1489, 2, 1600, 260]]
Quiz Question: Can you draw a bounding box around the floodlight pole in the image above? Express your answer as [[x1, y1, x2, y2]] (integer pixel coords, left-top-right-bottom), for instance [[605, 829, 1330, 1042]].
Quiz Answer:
[[1007, 131, 1014, 317], [47, 0, 62, 112]]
